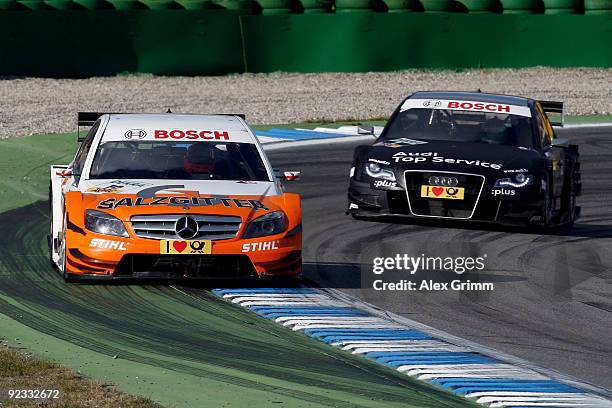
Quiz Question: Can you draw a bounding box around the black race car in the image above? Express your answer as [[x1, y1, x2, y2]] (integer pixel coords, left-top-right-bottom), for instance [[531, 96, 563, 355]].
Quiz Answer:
[[347, 91, 581, 227]]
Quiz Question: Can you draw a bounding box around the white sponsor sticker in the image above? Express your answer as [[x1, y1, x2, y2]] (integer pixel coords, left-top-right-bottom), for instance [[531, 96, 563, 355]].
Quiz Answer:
[[242, 241, 279, 253], [400, 99, 532, 118], [90, 238, 128, 251]]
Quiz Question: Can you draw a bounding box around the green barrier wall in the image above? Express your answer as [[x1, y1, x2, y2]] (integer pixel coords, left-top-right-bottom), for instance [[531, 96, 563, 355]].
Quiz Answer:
[[0, 12, 610, 76], [0, 11, 244, 76], [240, 14, 612, 71]]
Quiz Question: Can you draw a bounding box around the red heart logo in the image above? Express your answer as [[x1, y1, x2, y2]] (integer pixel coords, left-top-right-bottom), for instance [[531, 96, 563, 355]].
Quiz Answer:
[[432, 187, 444, 197], [173, 241, 187, 253]]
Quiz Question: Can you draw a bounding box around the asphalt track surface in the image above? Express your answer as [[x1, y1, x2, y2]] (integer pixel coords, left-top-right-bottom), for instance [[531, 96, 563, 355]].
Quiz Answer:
[[267, 126, 612, 391]]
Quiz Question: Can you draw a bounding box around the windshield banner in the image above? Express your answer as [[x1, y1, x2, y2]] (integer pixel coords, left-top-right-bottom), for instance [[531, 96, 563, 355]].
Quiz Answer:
[[400, 99, 532, 118]]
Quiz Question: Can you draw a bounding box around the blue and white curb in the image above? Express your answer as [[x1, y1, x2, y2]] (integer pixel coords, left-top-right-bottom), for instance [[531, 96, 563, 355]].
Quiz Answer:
[[213, 287, 612, 408], [255, 125, 383, 145]]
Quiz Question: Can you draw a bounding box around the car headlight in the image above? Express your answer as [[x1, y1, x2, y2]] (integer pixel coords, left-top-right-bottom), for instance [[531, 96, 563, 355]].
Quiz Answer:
[[243, 211, 286, 238], [85, 209, 128, 237], [494, 174, 533, 188], [364, 163, 396, 181]]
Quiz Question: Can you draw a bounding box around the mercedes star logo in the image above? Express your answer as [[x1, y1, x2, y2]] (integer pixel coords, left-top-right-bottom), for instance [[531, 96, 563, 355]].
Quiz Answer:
[[124, 129, 147, 139], [175, 216, 198, 239]]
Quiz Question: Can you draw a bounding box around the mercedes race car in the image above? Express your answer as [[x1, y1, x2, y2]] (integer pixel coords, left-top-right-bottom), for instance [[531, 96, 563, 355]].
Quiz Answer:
[[49, 113, 302, 281], [348, 91, 581, 227]]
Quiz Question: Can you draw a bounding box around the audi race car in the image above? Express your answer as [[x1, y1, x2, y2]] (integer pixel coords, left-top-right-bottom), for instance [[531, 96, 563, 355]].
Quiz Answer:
[[49, 113, 302, 281], [348, 91, 581, 227]]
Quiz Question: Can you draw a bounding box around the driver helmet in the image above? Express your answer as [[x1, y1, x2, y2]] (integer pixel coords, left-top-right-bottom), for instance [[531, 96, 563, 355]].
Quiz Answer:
[[184, 143, 216, 174], [483, 116, 506, 134]]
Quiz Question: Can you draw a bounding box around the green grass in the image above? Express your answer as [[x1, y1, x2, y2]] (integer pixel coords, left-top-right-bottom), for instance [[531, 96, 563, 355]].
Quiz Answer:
[[0, 343, 163, 408], [564, 114, 612, 124], [0, 132, 74, 213]]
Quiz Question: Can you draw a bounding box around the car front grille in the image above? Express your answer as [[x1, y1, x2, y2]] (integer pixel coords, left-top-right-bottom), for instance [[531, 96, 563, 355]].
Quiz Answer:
[[130, 214, 242, 240], [403, 171, 485, 219]]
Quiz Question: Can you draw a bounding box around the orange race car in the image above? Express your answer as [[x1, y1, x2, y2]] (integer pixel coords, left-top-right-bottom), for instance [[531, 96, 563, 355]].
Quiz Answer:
[[49, 112, 302, 281]]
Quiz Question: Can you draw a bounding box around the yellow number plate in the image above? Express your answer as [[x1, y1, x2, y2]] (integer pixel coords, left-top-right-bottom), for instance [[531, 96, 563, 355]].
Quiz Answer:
[[160, 240, 212, 255], [420, 185, 465, 200]]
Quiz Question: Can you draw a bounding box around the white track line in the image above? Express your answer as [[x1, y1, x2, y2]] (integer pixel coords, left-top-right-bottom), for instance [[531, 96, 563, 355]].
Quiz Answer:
[[278, 317, 391, 325]]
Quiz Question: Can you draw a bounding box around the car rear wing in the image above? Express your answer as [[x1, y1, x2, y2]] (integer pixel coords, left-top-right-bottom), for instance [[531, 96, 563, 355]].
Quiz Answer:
[[77, 112, 112, 142], [538, 100, 564, 127], [76, 111, 247, 142]]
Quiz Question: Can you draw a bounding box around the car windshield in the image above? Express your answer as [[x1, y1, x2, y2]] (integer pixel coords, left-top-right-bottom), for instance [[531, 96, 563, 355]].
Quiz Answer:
[[383, 108, 534, 148], [89, 141, 270, 181]]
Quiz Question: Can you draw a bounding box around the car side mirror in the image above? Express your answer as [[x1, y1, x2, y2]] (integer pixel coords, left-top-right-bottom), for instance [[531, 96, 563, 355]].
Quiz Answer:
[[357, 124, 375, 135], [273, 169, 301, 181], [550, 138, 569, 147], [55, 168, 74, 177]]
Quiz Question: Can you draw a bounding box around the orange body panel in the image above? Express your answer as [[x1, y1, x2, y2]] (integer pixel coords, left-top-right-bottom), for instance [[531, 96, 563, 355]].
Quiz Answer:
[[63, 190, 302, 279]]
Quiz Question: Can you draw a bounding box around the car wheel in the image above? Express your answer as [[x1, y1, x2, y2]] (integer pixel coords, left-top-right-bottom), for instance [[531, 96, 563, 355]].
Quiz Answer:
[[562, 164, 577, 227], [541, 175, 553, 228], [57, 218, 71, 281], [48, 182, 57, 269]]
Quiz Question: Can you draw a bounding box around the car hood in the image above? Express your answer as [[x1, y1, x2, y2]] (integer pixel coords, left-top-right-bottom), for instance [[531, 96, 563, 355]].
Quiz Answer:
[[77, 179, 283, 221], [79, 179, 280, 196], [369, 140, 542, 173]]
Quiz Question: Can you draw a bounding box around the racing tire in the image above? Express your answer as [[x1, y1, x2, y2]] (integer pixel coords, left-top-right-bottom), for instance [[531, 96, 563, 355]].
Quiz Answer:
[[48, 181, 58, 270], [540, 174, 554, 228], [560, 156, 579, 228], [57, 217, 76, 283]]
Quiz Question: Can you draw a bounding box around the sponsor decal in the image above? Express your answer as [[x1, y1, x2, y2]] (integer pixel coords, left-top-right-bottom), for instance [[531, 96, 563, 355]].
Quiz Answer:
[[161, 240, 212, 254], [242, 240, 279, 253], [154, 130, 230, 140], [124, 129, 147, 139], [89, 238, 128, 251], [421, 185, 465, 200], [392, 152, 502, 170], [97, 196, 269, 210], [373, 180, 397, 189], [400, 98, 532, 118], [447, 101, 510, 113], [385, 138, 428, 147], [86, 180, 150, 194], [422, 100, 443, 108], [368, 158, 390, 165], [492, 188, 516, 196], [503, 168, 529, 173], [349, 203, 359, 210]]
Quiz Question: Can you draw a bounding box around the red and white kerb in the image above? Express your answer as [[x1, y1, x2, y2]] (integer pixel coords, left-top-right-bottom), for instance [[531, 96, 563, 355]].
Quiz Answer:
[[400, 99, 532, 118]]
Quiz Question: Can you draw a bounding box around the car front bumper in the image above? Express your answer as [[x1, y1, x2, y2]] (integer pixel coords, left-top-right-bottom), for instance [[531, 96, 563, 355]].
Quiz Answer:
[[65, 229, 302, 280], [348, 178, 544, 226]]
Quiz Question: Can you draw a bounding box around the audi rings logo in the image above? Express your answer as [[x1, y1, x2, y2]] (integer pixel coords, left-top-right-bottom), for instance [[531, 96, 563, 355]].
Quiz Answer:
[[124, 129, 147, 139], [175, 216, 198, 239], [429, 175, 459, 187], [422, 100, 442, 108]]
